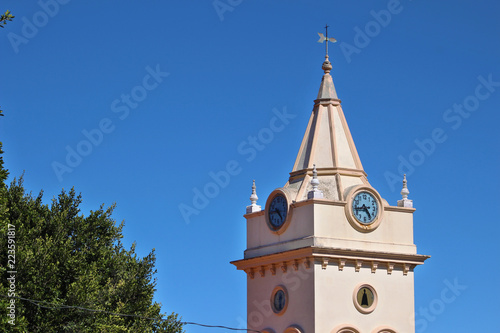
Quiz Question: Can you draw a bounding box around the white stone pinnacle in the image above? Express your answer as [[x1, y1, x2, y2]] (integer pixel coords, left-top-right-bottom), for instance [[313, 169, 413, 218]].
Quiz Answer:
[[246, 180, 261, 214], [308, 164, 324, 199], [401, 174, 409, 199], [397, 174, 413, 208]]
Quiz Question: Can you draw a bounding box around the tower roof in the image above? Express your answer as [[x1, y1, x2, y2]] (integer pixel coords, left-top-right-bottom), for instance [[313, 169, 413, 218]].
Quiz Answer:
[[284, 56, 369, 202]]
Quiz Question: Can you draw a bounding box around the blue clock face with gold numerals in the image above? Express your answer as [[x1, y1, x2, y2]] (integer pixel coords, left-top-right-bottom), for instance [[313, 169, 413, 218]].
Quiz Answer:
[[268, 194, 288, 230], [352, 191, 378, 224]]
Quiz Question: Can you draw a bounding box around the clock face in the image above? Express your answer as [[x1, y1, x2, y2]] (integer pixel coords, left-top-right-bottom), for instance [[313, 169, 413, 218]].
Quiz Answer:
[[268, 194, 288, 230], [352, 191, 378, 224]]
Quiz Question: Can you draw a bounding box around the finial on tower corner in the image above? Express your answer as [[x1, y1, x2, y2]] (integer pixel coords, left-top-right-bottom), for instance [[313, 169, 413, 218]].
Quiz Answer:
[[317, 24, 336, 74], [308, 164, 324, 199], [397, 174, 413, 208], [250, 180, 258, 204], [246, 180, 261, 214], [401, 174, 409, 199]]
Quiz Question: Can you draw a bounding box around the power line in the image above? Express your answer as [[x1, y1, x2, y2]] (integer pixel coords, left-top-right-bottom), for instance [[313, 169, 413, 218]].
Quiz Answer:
[[2, 293, 161, 320], [1, 294, 261, 332], [183, 322, 260, 332]]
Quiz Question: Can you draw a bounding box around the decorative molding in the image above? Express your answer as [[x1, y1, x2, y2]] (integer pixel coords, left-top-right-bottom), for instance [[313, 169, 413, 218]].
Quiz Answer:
[[313, 97, 342, 106], [384, 206, 415, 213], [293, 259, 300, 271], [355, 260, 362, 272], [403, 263, 410, 276], [291, 198, 345, 209], [244, 268, 254, 279], [231, 246, 430, 275], [322, 258, 329, 270], [243, 210, 265, 219], [338, 258, 346, 271], [238, 256, 419, 278], [304, 257, 311, 269], [387, 262, 394, 275], [289, 166, 367, 180]]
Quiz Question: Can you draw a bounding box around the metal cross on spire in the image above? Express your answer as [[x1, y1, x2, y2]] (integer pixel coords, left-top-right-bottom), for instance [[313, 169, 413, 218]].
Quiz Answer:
[[317, 24, 337, 57]]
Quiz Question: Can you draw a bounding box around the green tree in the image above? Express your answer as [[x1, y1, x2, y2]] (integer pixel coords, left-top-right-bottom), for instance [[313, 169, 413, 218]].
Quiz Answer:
[[0, 134, 183, 331], [0, 10, 14, 28], [0, 109, 14, 329]]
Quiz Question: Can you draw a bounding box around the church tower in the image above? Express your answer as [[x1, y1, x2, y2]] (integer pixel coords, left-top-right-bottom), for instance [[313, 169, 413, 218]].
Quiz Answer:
[[231, 31, 429, 333]]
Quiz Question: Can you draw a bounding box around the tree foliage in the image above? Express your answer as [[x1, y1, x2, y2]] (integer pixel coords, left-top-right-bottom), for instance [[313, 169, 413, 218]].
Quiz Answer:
[[0, 149, 183, 331], [0, 10, 14, 28]]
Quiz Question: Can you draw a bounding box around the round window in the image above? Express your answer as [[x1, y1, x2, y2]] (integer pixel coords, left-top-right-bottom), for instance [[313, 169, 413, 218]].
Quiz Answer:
[[353, 284, 377, 314], [271, 286, 288, 315]]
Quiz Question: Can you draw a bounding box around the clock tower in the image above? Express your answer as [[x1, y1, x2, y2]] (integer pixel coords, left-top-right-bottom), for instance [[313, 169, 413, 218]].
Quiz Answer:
[[231, 36, 429, 333]]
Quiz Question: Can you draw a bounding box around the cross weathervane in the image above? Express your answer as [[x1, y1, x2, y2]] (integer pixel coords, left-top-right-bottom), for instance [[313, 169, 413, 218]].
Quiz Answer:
[[317, 24, 337, 56]]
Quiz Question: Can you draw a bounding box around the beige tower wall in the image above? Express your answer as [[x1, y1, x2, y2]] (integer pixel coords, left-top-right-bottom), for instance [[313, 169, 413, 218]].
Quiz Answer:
[[245, 201, 417, 259], [314, 263, 415, 333], [245, 258, 415, 333], [247, 263, 315, 332]]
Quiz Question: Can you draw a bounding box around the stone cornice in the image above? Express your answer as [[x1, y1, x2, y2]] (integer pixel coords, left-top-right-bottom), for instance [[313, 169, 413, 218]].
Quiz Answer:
[[243, 210, 265, 219], [285, 198, 414, 214], [231, 246, 430, 278], [291, 198, 345, 208], [384, 206, 416, 213], [313, 98, 342, 106], [289, 167, 367, 182], [243, 197, 412, 217]]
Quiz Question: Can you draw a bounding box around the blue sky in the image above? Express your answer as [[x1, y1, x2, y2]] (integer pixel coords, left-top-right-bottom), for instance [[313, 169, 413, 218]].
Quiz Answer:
[[1, 0, 499, 332]]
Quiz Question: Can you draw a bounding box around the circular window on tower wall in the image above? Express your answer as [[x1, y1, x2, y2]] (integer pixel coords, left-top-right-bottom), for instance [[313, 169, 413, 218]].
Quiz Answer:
[[352, 284, 377, 314], [270, 285, 288, 315]]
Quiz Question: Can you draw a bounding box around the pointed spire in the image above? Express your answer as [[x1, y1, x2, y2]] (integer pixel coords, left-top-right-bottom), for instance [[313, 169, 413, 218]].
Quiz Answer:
[[246, 180, 262, 214], [308, 164, 324, 199], [397, 174, 413, 208], [286, 28, 366, 202]]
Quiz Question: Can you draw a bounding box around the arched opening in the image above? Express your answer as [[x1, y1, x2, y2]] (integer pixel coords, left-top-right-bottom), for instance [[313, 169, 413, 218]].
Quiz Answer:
[[331, 325, 361, 333], [283, 325, 303, 333], [371, 327, 397, 333]]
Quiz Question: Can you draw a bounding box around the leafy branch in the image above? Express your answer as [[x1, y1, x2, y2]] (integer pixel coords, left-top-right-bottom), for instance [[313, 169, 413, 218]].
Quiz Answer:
[[0, 10, 14, 28]]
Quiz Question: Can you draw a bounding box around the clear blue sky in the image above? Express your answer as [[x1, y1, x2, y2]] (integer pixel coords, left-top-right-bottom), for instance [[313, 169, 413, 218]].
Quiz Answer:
[[1, 1, 499, 332]]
